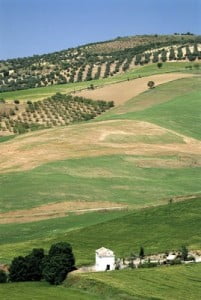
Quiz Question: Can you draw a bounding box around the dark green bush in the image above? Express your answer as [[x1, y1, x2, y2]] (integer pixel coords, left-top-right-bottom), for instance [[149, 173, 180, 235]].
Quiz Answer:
[[42, 242, 76, 285], [0, 270, 7, 283]]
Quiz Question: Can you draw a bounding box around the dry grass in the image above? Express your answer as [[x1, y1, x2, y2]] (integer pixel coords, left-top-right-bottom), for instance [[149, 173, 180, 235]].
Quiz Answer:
[[75, 73, 193, 105], [0, 119, 201, 173], [0, 201, 127, 224], [124, 155, 201, 168]]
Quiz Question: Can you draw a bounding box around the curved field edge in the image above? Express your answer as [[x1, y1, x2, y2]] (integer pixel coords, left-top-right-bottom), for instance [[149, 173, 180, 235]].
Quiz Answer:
[[0, 154, 201, 212], [0, 62, 200, 101], [67, 263, 201, 300], [0, 198, 200, 265], [97, 76, 201, 140]]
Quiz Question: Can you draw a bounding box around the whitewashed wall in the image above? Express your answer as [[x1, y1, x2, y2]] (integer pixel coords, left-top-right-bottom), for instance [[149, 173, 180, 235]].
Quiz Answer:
[[95, 253, 115, 271]]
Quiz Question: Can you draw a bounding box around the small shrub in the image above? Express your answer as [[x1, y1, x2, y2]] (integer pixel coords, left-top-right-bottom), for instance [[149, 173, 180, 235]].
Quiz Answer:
[[0, 270, 7, 283], [157, 62, 163, 68], [139, 246, 145, 259], [194, 63, 200, 69], [139, 261, 158, 268], [186, 255, 195, 261], [181, 245, 188, 261], [14, 100, 20, 104], [147, 81, 155, 89], [169, 258, 182, 265]]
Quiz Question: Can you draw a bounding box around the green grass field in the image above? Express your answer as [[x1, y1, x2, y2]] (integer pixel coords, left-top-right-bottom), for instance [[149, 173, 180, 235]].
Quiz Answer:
[[0, 135, 16, 143], [97, 76, 201, 140], [1, 155, 201, 212], [68, 263, 201, 300], [132, 90, 201, 140], [0, 282, 100, 300], [0, 198, 200, 265], [0, 67, 201, 299], [1, 264, 200, 299], [0, 62, 200, 101], [1, 77, 201, 214], [0, 210, 128, 245]]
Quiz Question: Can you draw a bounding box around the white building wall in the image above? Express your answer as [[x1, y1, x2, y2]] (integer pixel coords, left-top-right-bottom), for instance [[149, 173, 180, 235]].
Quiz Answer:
[[95, 253, 115, 271]]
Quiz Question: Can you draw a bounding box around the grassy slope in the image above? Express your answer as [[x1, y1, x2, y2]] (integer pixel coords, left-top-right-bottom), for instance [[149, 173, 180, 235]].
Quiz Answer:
[[0, 282, 99, 300], [0, 135, 16, 143], [132, 90, 201, 140], [1, 198, 200, 264], [97, 76, 201, 139], [1, 62, 200, 101], [1, 264, 200, 300], [68, 263, 201, 300], [0, 72, 201, 298], [1, 155, 201, 212], [0, 210, 128, 245]]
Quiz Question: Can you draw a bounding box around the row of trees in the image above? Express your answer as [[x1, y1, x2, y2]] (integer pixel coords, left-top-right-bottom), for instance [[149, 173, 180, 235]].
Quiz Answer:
[[1, 41, 200, 92], [127, 245, 191, 269], [134, 45, 201, 66], [0, 242, 75, 285], [0, 93, 114, 134], [136, 245, 189, 261]]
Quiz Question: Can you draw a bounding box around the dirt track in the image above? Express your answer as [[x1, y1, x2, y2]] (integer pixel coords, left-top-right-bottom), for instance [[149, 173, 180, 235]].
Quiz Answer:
[[75, 73, 193, 105]]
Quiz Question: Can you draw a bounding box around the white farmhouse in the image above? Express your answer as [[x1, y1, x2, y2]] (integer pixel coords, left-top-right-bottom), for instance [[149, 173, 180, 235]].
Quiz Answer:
[[95, 247, 115, 271]]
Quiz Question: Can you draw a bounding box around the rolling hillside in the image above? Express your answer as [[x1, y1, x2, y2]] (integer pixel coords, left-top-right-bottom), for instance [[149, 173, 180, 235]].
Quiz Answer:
[[0, 197, 200, 264], [0, 35, 201, 299], [0, 93, 114, 134], [67, 263, 201, 300], [0, 76, 200, 266], [0, 34, 201, 93], [1, 62, 201, 136], [1, 264, 201, 299]]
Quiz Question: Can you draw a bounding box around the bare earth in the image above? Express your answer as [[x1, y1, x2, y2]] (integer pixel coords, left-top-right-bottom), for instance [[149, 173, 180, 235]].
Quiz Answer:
[[75, 73, 193, 105]]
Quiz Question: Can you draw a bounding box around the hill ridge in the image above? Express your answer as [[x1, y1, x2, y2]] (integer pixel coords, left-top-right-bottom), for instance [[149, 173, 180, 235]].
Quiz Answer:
[[0, 34, 201, 93]]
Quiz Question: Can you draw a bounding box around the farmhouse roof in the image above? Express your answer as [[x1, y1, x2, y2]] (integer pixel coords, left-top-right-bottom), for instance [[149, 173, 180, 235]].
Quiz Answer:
[[96, 247, 114, 257]]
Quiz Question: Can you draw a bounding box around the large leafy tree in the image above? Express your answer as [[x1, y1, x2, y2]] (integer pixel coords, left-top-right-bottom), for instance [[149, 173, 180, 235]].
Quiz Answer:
[[9, 256, 29, 282], [43, 242, 76, 285], [25, 248, 45, 281], [9, 248, 44, 282]]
